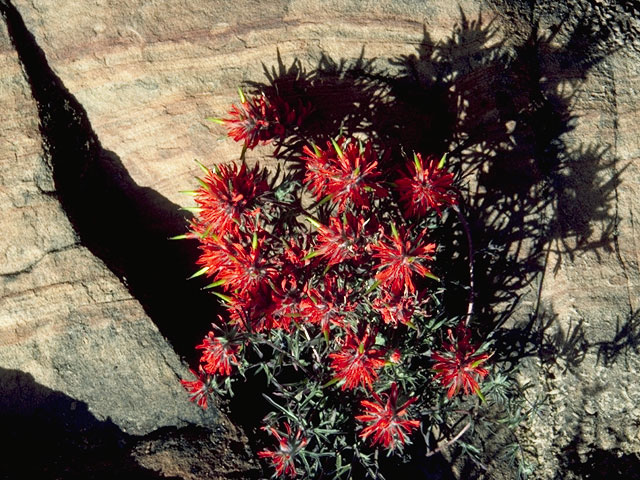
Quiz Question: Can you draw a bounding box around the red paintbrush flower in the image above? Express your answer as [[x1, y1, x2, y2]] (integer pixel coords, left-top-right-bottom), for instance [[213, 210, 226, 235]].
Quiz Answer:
[[314, 212, 373, 267], [329, 332, 386, 391], [355, 382, 420, 452], [197, 330, 241, 376], [302, 138, 387, 212], [180, 366, 213, 410], [270, 275, 305, 331], [372, 289, 417, 326], [226, 285, 276, 332], [212, 232, 278, 296], [258, 422, 309, 478], [192, 161, 269, 237], [300, 276, 354, 335], [371, 226, 436, 294], [396, 153, 457, 217], [220, 90, 311, 149], [431, 325, 490, 398], [277, 237, 312, 272]]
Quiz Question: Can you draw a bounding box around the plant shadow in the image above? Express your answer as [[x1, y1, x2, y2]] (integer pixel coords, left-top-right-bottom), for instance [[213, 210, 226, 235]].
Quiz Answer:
[[241, 5, 625, 479]]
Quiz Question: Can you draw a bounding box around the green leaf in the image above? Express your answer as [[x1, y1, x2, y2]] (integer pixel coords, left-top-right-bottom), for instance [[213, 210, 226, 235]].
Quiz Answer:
[[413, 152, 422, 171], [424, 271, 440, 282], [438, 152, 448, 169], [196, 176, 210, 190], [181, 206, 203, 214], [330, 137, 344, 158], [262, 394, 296, 420], [237, 87, 246, 104], [316, 194, 334, 207], [187, 266, 209, 280], [390, 222, 399, 239], [169, 234, 189, 240], [322, 377, 341, 388], [365, 280, 381, 294], [305, 216, 321, 229], [206, 117, 225, 124], [194, 159, 210, 175], [212, 291, 232, 303], [203, 279, 226, 289], [303, 250, 321, 260], [475, 387, 486, 404]]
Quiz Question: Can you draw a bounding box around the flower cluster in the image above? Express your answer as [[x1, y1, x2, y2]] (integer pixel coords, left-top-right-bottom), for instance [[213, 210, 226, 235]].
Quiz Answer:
[[179, 87, 491, 479], [431, 324, 491, 398], [215, 89, 313, 150]]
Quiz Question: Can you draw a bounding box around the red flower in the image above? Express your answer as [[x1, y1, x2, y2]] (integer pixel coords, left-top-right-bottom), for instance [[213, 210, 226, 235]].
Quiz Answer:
[[211, 233, 278, 296], [431, 325, 490, 398], [389, 349, 402, 364], [300, 276, 354, 335], [302, 138, 387, 212], [355, 382, 420, 452], [314, 213, 373, 267], [396, 153, 457, 217], [226, 285, 275, 332], [197, 330, 241, 376], [270, 275, 305, 331], [371, 226, 436, 294], [258, 422, 309, 478], [329, 332, 386, 391], [192, 162, 269, 237], [221, 91, 311, 149], [180, 366, 213, 410], [372, 290, 417, 326], [277, 237, 311, 272]]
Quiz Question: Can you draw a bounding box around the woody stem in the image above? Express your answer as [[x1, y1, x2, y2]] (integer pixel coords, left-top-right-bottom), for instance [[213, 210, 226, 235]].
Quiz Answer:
[[453, 203, 474, 327], [425, 420, 472, 457]]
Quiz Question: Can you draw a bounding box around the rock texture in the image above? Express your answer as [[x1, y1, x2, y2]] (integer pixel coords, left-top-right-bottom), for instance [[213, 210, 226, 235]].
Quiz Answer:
[[1, 0, 639, 478], [0, 0, 256, 477]]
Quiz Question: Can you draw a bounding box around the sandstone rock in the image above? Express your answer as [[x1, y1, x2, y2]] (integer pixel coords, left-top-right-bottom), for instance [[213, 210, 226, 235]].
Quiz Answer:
[[0, 1, 256, 477], [2, 0, 640, 478]]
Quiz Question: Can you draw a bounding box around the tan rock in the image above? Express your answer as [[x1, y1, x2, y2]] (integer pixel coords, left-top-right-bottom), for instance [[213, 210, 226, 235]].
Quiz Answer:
[[2, 0, 640, 478]]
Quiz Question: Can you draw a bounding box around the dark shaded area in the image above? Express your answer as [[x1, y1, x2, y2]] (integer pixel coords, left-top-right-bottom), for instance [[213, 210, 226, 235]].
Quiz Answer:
[[0, 367, 179, 479], [0, 0, 220, 366], [248, 6, 622, 333], [595, 307, 640, 367], [561, 444, 640, 480]]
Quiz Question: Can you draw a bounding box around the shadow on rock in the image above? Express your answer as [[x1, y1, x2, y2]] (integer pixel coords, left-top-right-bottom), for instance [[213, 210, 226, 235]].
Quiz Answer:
[[0, 0, 220, 365], [242, 5, 627, 479], [0, 367, 179, 479]]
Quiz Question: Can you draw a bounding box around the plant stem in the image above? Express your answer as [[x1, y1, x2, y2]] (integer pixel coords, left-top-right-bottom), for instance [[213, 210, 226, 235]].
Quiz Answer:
[[453, 204, 475, 327], [298, 323, 323, 365], [425, 420, 472, 457]]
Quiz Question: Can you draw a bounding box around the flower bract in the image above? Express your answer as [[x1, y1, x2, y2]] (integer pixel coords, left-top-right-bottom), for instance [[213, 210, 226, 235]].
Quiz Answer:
[[355, 382, 420, 452]]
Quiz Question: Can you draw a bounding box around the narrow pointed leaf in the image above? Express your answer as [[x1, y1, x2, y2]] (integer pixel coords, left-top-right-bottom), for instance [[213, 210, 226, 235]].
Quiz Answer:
[[438, 153, 448, 169], [194, 159, 210, 175], [206, 117, 225, 124], [212, 291, 232, 303], [330, 138, 344, 158], [203, 279, 226, 289], [187, 266, 209, 280]]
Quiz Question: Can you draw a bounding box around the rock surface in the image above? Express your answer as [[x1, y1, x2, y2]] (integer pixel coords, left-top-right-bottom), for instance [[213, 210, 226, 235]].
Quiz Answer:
[[0, 0, 256, 477], [1, 0, 639, 478]]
